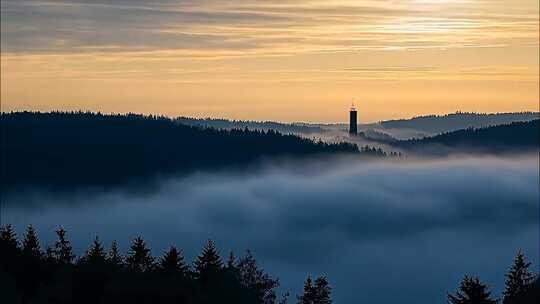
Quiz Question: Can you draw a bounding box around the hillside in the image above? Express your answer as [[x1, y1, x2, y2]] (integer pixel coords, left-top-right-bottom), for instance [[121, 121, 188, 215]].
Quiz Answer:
[[176, 117, 324, 134], [380, 112, 539, 135], [398, 119, 539, 153], [0, 112, 357, 190]]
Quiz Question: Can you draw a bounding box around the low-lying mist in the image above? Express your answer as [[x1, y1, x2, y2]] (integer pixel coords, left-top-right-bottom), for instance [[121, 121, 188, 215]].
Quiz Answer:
[[2, 154, 538, 304]]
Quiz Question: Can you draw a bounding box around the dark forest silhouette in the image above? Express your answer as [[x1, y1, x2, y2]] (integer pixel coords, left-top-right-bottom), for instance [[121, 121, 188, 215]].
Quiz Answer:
[[1, 224, 538, 304], [0, 224, 334, 304], [447, 249, 538, 304], [397, 119, 540, 153], [175, 117, 324, 135], [0, 111, 360, 190], [380, 112, 539, 134]]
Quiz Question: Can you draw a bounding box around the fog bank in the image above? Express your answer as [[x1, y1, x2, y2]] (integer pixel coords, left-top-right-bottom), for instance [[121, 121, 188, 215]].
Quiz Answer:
[[2, 155, 539, 304]]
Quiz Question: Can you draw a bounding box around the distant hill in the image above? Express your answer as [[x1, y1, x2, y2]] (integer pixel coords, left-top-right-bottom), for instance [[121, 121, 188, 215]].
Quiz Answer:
[[397, 119, 539, 154], [0, 112, 357, 190], [176, 117, 324, 134], [380, 112, 539, 135]]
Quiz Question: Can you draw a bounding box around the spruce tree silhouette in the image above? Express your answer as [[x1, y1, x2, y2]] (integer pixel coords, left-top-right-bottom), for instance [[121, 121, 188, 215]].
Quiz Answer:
[[158, 246, 189, 274], [503, 250, 535, 303], [298, 276, 316, 304], [447, 276, 497, 304], [22, 224, 41, 256], [126, 236, 154, 272], [298, 275, 333, 304], [0, 224, 18, 250], [82, 236, 106, 263], [313, 276, 332, 304], [107, 240, 123, 266], [194, 239, 223, 286], [54, 227, 75, 264], [237, 250, 279, 304]]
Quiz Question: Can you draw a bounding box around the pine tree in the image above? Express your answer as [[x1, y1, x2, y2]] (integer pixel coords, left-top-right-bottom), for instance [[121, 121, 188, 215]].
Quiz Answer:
[[126, 236, 154, 272], [158, 246, 189, 274], [447, 276, 497, 304], [313, 276, 332, 304], [298, 276, 316, 304], [54, 227, 75, 264], [237, 250, 278, 304], [82, 236, 106, 263], [22, 224, 41, 256], [107, 240, 123, 266], [194, 239, 223, 276], [503, 250, 535, 303], [0, 224, 18, 250]]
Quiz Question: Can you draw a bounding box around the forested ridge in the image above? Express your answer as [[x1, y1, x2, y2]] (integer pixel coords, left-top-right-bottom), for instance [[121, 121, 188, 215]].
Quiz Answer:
[[0, 111, 358, 190], [397, 119, 540, 152], [175, 117, 324, 134], [380, 112, 539, 133]]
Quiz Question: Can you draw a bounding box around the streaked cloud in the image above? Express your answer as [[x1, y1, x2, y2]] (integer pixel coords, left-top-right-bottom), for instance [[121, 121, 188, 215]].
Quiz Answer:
[[2, 0, 538, 55]]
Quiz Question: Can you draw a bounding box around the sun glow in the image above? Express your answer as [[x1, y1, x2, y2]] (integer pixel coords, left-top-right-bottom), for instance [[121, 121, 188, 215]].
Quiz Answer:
[[1, 0, 538, 122]]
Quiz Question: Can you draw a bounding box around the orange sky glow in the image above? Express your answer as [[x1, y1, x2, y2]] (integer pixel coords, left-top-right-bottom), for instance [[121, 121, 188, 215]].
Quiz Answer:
[[1, 0, 538, 122]]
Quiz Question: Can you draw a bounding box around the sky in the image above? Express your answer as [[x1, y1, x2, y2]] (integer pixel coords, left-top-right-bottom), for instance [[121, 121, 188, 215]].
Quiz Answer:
[[1, 0, 539, 122]]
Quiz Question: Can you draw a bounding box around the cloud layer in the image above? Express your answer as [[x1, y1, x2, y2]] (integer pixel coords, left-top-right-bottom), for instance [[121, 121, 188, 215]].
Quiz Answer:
[[3, 155, 539, 304], [2, 0, 538, 54]]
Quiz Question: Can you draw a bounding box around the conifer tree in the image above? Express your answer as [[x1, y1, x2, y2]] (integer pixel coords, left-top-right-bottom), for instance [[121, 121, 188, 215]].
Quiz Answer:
[[126, 236, 154, 272], [107, 240, 123, 266], [298, 276, 315, 304], [313, 276, 332, 304], [0, 224, 18, 250], [158, 246, 189, 274], [82, 236, 106, 263], [237, 250, 278, 304], [54, 227, 75, 264], [194, 239, 223, 276], [503, 250, 535, 303], [447, 276, 497, 304], [22, 224, 41, 257]]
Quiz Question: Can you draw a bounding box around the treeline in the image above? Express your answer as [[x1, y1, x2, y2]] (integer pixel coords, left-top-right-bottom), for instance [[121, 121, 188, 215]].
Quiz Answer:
[[0, 224, 332, 304], [359, 145, 401, 158], [176, 117, 324, 135], [447, 250, 538, 304], [0, 111, 358, 190], [380, 111, 539, 134], [397, 120, 540, 154]]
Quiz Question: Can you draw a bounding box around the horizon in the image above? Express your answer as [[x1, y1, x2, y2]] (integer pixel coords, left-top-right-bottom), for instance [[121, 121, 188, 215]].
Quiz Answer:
[[1, 0, 539, 122], [1, 109, 539, 125]]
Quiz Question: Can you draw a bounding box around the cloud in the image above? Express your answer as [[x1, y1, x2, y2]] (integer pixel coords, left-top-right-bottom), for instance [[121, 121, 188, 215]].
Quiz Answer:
[[3, 155, 539, 304], [2, 0, 538, 55]]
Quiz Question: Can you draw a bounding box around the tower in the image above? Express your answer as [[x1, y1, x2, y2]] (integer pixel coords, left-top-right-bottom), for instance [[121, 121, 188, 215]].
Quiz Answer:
[[349, 103, 358, 135]]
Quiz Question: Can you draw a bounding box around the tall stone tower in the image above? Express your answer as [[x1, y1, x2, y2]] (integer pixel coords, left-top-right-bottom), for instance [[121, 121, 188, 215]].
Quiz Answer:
[[349, 104, 358, 135]]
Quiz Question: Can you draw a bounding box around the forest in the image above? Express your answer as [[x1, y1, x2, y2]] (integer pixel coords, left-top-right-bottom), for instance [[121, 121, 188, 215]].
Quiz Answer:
[[397, 120, 540, 153], [0, 112, 359, 190], [0, 224, 329, 304], [380, 112, 539, 134], [0, 224, 537, 304], [175, 117, 324, 135]]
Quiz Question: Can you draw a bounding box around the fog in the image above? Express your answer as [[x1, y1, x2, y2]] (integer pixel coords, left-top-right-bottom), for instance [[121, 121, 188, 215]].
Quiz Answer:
[[2, 155, 539, 304]]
